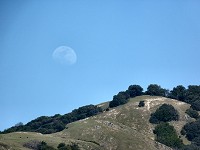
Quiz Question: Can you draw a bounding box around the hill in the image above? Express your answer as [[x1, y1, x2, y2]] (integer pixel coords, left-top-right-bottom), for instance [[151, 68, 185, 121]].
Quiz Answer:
[[0, 96, 193, 150]]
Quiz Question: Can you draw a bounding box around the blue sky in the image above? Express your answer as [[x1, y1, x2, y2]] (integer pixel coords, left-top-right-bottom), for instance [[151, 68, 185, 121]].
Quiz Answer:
[[1, 0, 200, 131]]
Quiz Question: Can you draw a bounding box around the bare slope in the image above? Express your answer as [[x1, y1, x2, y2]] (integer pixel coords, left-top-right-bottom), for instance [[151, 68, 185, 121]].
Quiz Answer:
[[0, 96, 192, 150]]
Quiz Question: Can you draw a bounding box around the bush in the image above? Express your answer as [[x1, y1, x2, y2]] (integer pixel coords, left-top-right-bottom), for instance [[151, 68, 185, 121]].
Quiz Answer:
[[57, 143, 66, 149], [37, 141, 56, 150], [149, 104, 179, 124], [186, 108, 199, 119], [57, 142, 80, 150], [153, 122, 183, 148], [138, 101, 145, 107]]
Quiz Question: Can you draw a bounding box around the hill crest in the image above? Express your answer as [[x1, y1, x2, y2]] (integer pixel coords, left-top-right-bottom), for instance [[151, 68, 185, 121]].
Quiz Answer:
[[0, 96, 192, 150]]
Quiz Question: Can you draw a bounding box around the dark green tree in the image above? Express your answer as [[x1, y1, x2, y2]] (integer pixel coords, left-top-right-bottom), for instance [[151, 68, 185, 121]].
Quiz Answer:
[[185, 85, 200, 104], [153, 122, 183, 148], [109, 91, 130, 108], [127, 85, 143, 98], [191, 100, 200, 111], [149, 104, 179, 124], [182, 144, 200, 150], [183, 119, 200, 141], [169, 85, 187, 101], [146, 84, 167, 96], [186, 108, 199, 119]]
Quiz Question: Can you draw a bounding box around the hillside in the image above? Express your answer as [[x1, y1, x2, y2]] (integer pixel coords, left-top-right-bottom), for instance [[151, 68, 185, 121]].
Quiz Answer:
[[0, 96, 193, 150]]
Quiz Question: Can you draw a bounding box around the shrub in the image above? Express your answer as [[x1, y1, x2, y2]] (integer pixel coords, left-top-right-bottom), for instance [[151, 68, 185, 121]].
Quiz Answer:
[[57, 142, 80, 150], [57, 143, 66, 149], [138, 101, 145, 107], [37, 141, 56, 150]]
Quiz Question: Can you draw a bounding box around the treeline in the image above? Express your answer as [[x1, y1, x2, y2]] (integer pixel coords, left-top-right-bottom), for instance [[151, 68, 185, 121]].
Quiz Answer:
[[1, 105, 102, 134], [109, 84, 200, 112], [1, 84, 200, 135]]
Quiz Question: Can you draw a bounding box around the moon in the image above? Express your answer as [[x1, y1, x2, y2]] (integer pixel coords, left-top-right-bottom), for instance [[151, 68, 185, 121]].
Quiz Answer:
[[52, 46, 77, 65]]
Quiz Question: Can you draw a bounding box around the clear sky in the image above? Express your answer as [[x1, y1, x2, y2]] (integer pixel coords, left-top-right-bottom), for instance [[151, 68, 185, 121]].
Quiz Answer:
[[1, 0, 200, 131]]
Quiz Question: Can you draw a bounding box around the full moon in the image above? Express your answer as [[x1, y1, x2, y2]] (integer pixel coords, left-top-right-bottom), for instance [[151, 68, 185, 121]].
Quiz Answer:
[[52, 46, 77, 65]]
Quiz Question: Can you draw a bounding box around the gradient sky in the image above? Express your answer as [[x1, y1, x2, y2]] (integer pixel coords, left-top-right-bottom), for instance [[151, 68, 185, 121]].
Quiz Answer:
[[1, 0, 200, 131]]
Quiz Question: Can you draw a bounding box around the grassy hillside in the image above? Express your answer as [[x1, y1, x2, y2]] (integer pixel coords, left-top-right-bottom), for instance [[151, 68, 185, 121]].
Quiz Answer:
[[0, 96, 193, 150]]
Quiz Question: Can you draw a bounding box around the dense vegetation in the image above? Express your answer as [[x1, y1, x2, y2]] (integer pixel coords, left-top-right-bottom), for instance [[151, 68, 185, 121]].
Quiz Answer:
[[153, 122, 183, 148], [169, 85, 200, 111], [149, 104, 179, 124], [1, 83, 200, 150], [1, 105, 102, 134], [109, 84, 200, 112]]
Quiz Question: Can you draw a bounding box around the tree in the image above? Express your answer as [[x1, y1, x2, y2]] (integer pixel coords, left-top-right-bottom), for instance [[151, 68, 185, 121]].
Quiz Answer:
[[192, 136, 200, 146], [2, 104, 102, 134], [109, 91, 129, 108], [182, 144, 200, 150], [149, 104, 179, 124], [185, 85, 200, 104], [169, 85, 187, 101], [186, 108, 199, 119], [183, 119, 200, 141], [191, 100, 200, 111], [146, 84, 167, 96], [153, 122, 183, 148], [127, 85, 143, 98]]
